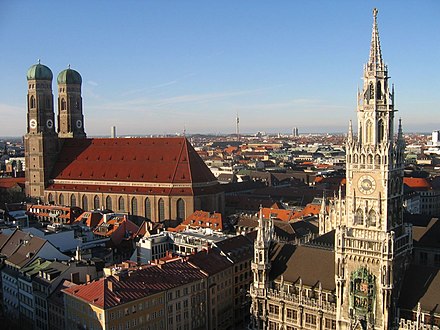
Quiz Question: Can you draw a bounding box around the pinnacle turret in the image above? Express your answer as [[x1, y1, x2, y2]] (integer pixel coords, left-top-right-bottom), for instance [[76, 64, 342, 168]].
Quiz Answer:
[[368, 8, 385, 72]]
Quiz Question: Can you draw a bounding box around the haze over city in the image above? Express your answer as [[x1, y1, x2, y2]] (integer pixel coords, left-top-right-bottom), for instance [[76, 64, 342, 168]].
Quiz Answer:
[[0, 1, 439, 136]]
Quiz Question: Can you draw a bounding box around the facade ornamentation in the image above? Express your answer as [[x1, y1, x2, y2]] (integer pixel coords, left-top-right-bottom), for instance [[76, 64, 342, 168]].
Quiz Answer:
[[250, 9, 415, 330]]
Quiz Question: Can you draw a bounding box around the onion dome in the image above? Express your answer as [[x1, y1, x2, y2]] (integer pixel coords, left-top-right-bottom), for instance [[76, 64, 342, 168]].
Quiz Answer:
[[27, 61, 53, 81], [57, 66, 82, 84]]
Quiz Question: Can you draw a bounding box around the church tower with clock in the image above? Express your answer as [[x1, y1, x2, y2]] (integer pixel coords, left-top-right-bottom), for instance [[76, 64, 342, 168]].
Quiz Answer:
[[330, 9, 412, 329], [57, 67, 86, 138], [24, 62, 59, 198]]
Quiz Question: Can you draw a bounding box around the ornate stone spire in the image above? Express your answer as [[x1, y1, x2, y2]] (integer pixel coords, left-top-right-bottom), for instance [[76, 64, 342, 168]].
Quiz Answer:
[[368, 8, 384, 72], [397, 118, 405, 147], [347, 120, 353, 143]]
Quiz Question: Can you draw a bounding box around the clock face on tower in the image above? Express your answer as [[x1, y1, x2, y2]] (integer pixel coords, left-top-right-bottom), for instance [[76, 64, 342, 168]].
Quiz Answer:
[[358, 175, 376, 195], [29, 119, 37, 129], [76, 120, 82, 129], [46, 119, 53, 129]]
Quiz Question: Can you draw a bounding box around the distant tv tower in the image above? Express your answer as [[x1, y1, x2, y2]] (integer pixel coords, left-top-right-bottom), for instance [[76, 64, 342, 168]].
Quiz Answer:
[[236, 112, 240, 142]]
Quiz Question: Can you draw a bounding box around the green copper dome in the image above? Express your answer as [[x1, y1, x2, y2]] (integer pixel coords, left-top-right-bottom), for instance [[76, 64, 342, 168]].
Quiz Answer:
[[57, 67, 82, 84], [27, 63, 53, 81]]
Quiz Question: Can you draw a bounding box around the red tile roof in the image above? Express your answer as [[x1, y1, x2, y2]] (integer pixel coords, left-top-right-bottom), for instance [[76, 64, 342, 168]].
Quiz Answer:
[[292, 203, 322, 219], [181, 210, 224, 231], [49, 137, 217, 188], [63, 259, 206, 309], [403, 177, 431, 190], [261, 208, 295, 222], [0, 177, 25, 189], [93, 215, 139, 245]]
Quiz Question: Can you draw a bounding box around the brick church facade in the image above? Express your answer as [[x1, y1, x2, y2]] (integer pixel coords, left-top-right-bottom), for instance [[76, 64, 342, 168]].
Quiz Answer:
[[24, 64, 223, 222]]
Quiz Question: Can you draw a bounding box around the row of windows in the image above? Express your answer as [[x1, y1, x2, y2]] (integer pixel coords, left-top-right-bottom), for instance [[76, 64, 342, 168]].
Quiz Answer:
[[48, 193, 186, 220]]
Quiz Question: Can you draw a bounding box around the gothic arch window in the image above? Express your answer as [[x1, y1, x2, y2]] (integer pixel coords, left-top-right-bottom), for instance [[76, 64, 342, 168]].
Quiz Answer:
[[367, 210, 377, 227], [361, 154, 366, 164], [377, 119, 385, 143], [131, 197, 138, 216], [354, 208, 363, 225], [70, 194, 76, 207], [367, 154, 373, 164], [144, 198, 151, 220], [82, 195, 88, 211], [366, 120, 373, 144], [177, 199, 185, 221], [369, 82, 375, 99], [376, 82, 382, 100], [375, 154, 381, 166], [389, 179, 394, 195], [106, 196, 112, 210], [359, 126, 363, 144], [61, 98, 66, 110], [158, 198, 165, 221], [118, 196, 125, 211], [48, 193, 53, 203], [30, 95, 36, 108], [94, 195, 100, 210], [354, 154, 358, 163], [394, 178, 401, 195], [59, 194, 64, 205]]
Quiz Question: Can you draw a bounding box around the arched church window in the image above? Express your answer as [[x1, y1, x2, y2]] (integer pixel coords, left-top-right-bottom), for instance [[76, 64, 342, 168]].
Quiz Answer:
[[367, 210, 377, 227], [70, 194, 76, 207], [354, 208, 363, 225], [376, 81, 382, 100], [82, 195, 88, 211], [158, 198, 165, 221], [94, 195, 100, 209], [367, 154, 373, 164], [375, 154, 381, 166], [48, 193, 53, 203], [118, 196, 125, 211], [366, 120, 373, 144], [177, 199, 185, 221], [106, 196, 112, 210], [59, 194, 64, 205], [61, 98, 66, 110], [131, 197, 137, 216], [369, 82, 374, 99], [377, 119, 384, 143], [30, 96, 36, 108], [145, 198, 151, 220]]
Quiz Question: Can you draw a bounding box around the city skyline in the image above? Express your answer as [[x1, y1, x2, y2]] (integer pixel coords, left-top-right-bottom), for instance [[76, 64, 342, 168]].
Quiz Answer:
[[0, 1, 439, 137]]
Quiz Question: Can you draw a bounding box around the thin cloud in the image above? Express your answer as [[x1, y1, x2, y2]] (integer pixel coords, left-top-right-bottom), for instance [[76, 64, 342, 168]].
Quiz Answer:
[[87, 80, 98, 86]]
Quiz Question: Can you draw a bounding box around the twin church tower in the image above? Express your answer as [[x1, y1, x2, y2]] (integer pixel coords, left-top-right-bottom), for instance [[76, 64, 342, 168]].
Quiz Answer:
[[25, 64, 86, 198]]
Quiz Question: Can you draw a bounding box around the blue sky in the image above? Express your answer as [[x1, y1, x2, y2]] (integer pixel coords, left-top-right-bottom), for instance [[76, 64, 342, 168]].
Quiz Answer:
[[0, 1, 439, 136]]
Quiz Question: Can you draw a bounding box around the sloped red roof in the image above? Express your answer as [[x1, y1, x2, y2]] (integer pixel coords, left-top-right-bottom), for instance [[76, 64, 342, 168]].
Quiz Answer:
[[403, 177, 431, 190], [181, 210, 224, 231], [292, 203, 322, 219], [63, 259, 206, 309], [0, 177, 25, 189], [50, 137, 216, 185], [262, 208, 294, 222]]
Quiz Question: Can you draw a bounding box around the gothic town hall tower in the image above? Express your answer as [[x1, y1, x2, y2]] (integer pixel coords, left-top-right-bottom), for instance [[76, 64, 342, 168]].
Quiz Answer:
[[333, 9, 412, 330]]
